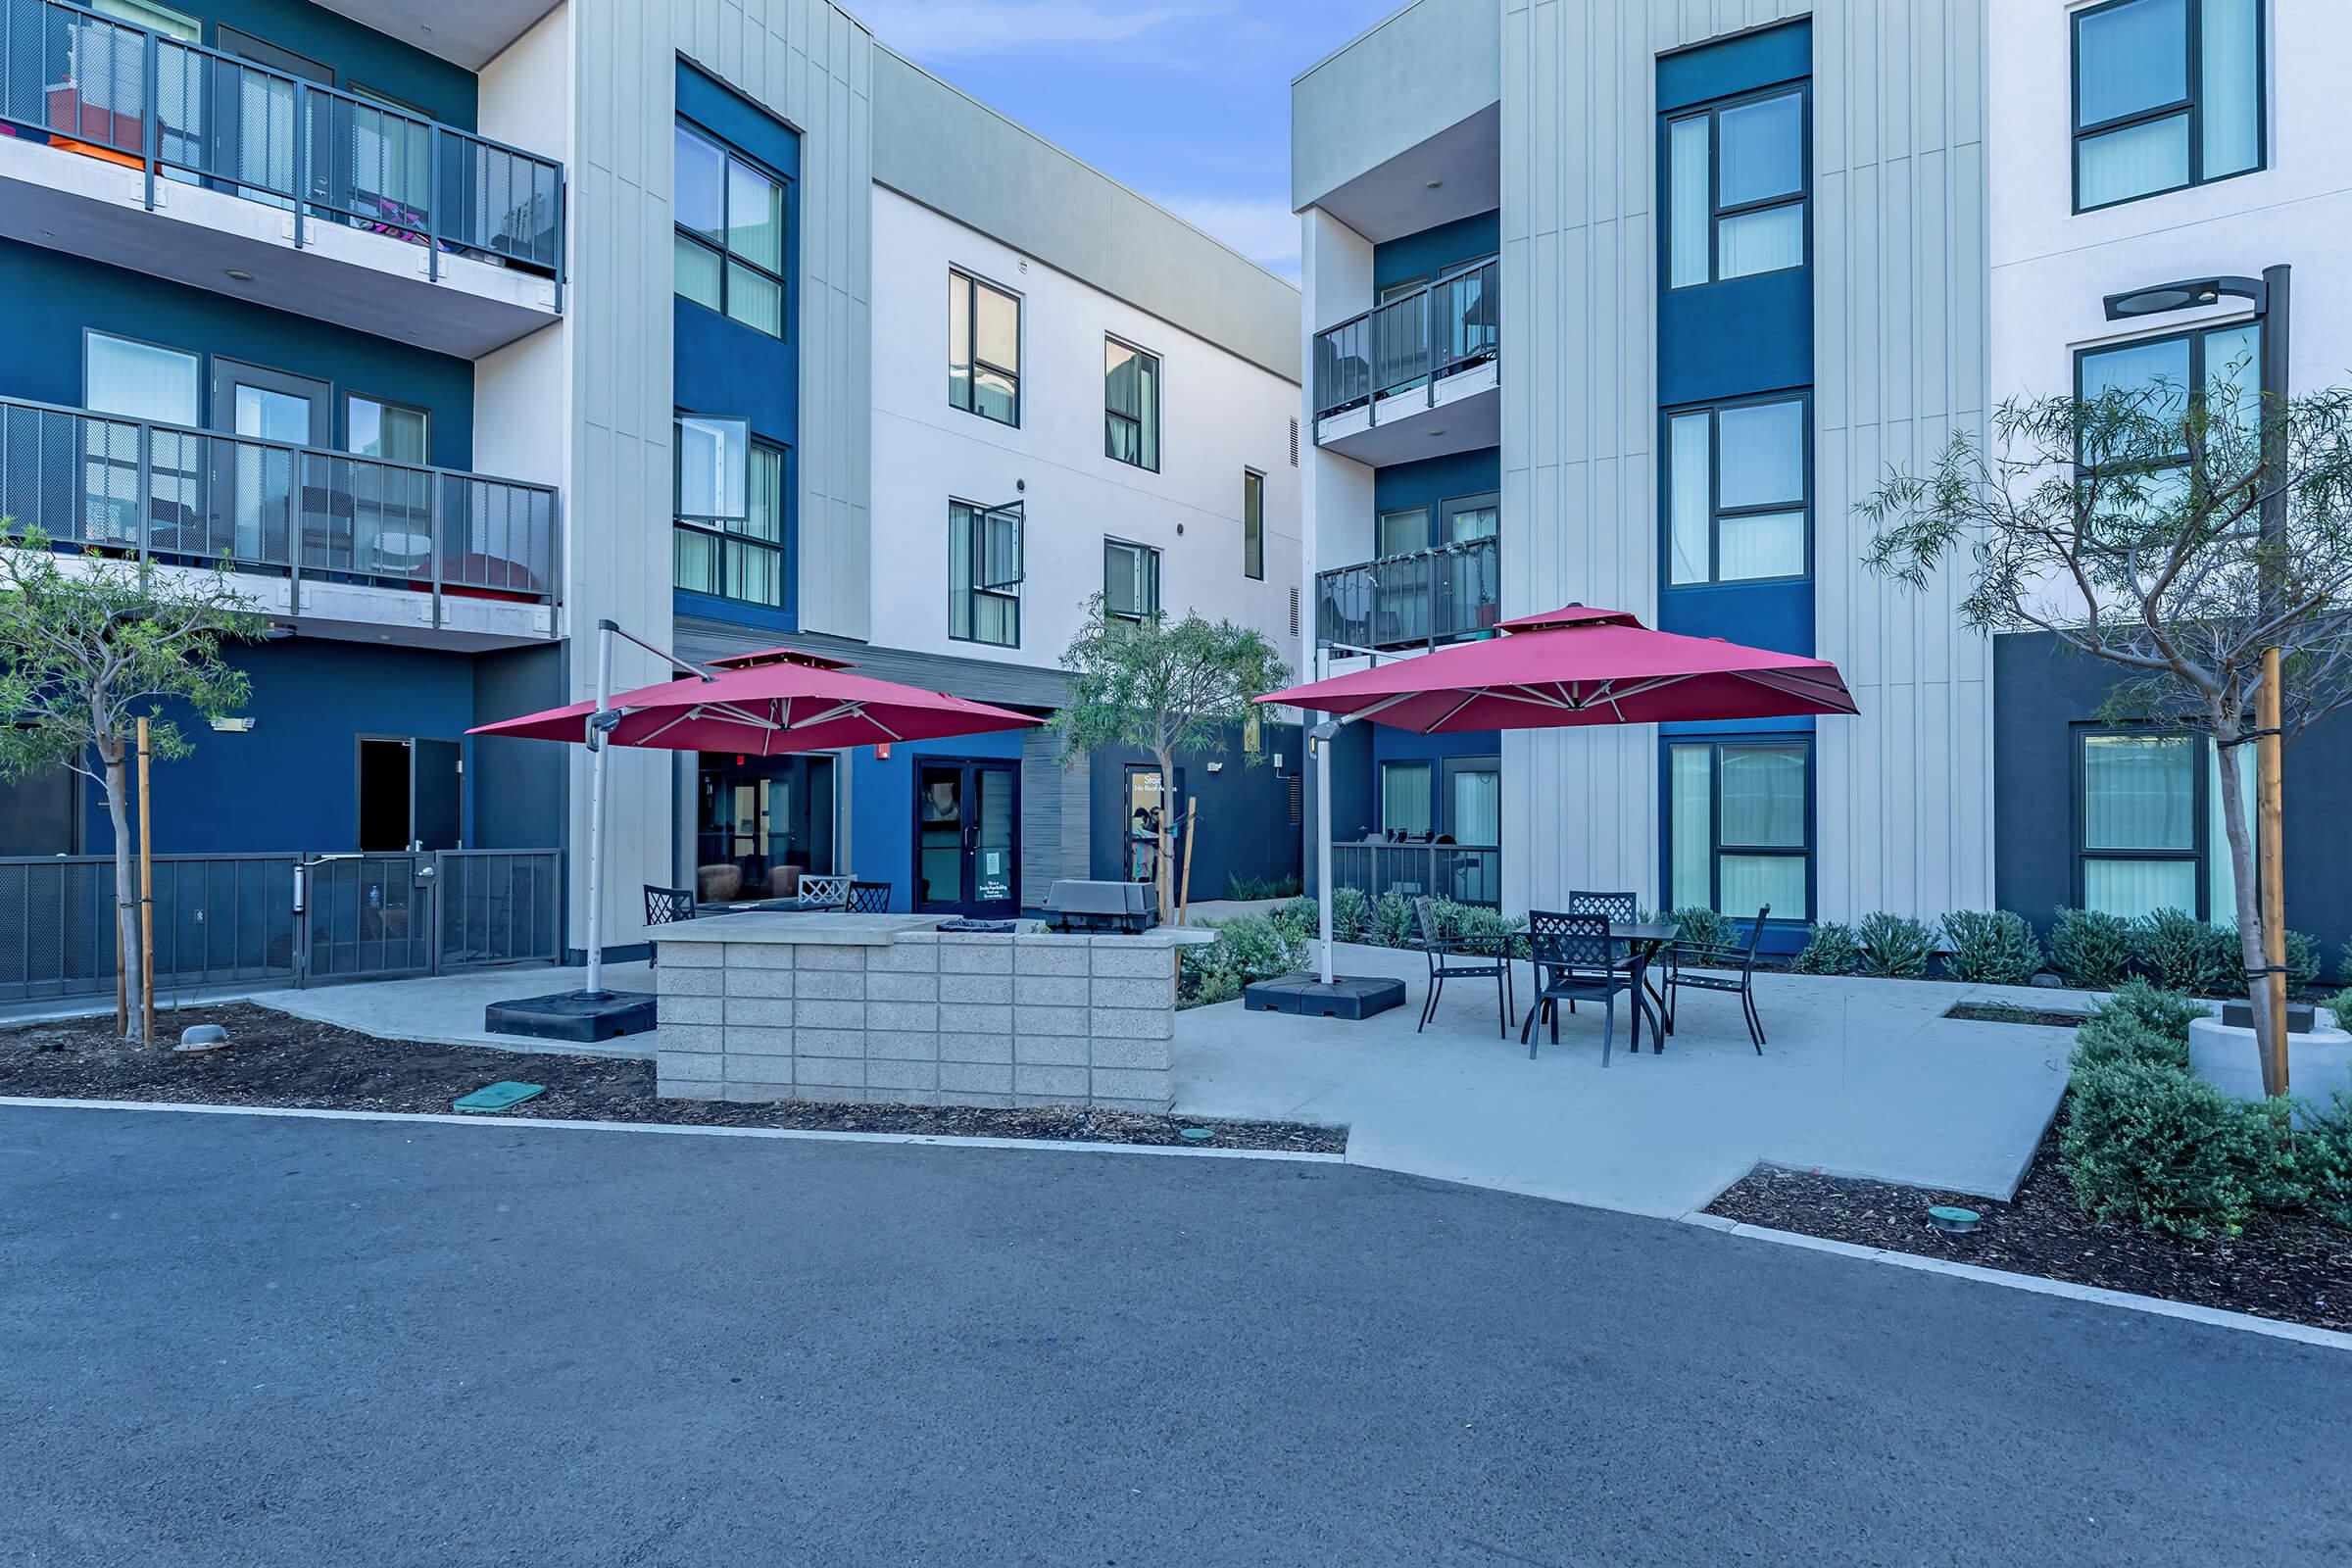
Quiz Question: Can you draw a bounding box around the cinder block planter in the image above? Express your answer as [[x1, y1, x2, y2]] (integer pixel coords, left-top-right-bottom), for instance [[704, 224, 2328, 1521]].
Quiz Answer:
[[2188, 1003, 2351, 1115], [649, 913, 1205, 1112]]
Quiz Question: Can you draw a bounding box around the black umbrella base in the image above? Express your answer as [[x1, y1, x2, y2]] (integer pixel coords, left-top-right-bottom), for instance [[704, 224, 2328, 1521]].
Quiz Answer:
[[486, 990, 659, 1042], [1243, 974, 1406, 1020]]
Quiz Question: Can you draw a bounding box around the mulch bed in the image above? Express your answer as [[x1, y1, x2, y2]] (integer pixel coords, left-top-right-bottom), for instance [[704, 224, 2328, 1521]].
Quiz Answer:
[[1707, 1104, 2352, 1332], [1943, 1001, 2095, 1028], [0, 1004, 1346, 1154]]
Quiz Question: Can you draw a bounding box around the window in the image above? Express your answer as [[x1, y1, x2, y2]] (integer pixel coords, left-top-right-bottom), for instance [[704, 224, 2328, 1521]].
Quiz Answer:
[[1444, 756, 1501, 847], [347, 396, 428, 464], [674, 421, 786, 609], [95, 0, 198, 39], [950, 500, 1023, 647], [1669, 739, 1809, 919], [1441, 492, 1498, 544], [1376, 506, 1430, 558], [2075, 728, 2253, 920], [950, 270, 1020, 426], [1242, 469, 1265, 579], [1379, 760, 1433, 836], [674, 121, 787, 338], [2075, 321, 2261, 511], [2073, 0, 2263, 212], [85, 332, 198, 424], [1103, 539, 1160, 620], [1665, 394, 1809, 584], [1104, 338, 1160, 469], [1666, 85, 1807, 289]]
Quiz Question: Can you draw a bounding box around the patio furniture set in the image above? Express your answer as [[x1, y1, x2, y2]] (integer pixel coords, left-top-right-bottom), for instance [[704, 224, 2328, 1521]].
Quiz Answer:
[[1412, 893, 1770, 1065], [643, 876, 892, 960]]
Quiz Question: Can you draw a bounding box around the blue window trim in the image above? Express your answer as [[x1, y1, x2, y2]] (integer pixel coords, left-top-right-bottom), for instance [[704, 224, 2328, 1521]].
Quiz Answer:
[[1657, 387, 1813, 592], [1658, 732, 1815, 924], [1659, 80, 1812, 294], [2071, 0, 2267, 215]]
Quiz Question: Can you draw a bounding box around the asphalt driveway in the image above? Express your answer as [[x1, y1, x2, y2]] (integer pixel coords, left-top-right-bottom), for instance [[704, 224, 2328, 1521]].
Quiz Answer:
[[0, 1104, 2344, 1567]]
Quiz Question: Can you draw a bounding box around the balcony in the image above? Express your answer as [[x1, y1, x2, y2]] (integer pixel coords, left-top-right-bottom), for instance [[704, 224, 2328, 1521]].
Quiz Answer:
[[0, 395, 558, 646], [0, 0, 564, 356], [1311, 258, 1498, 465], [1330, 841, 1500, 909], [1316, 535, 1498, 655]]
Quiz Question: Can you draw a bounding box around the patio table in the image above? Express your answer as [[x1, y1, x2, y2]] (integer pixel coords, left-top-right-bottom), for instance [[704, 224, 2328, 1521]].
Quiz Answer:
[[1520, 919, 1679, 1052]]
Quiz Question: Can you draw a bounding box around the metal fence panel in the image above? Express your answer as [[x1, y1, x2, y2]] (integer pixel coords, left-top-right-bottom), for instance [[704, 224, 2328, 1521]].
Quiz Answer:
[[436, 850, 562, 970]]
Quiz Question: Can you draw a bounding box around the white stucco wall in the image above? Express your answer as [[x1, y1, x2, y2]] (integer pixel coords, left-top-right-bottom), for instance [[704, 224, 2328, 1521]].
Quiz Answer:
[[867, 186, 1304, 674]]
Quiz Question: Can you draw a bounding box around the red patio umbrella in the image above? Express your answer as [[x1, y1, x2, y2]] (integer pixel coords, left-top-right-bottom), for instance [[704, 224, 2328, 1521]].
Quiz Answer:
[[1257, 605, 1857, 986], [469, 628, 1042, 999]]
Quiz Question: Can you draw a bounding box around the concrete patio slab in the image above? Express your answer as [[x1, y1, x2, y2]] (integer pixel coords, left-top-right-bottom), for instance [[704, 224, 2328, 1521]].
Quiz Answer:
[[1175, 943, 2081, 1217], [248, 963, 661, 1060]]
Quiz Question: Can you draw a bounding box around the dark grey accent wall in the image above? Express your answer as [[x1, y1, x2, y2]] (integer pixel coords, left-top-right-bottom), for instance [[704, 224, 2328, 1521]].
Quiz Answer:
[[1994, 630, 2352, 972], [1302, 724, 1375, 898], [0, 767, 77, 856], [1086, 722, 1303, 900], [470, 644, 567, 852]]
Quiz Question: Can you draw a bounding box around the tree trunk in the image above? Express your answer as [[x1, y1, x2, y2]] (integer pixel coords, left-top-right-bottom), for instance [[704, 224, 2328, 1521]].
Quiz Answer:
[[102, 747, 143, 1045], [2212, 730, 2277, 1095], [1153, 747, 1176, 927]]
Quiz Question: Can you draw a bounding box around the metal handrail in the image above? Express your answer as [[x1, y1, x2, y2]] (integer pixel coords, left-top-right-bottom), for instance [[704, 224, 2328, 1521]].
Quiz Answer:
[[1312, 257, 1498, 424], [0, 393, 561, 609], [1314, 535, 1500, 652], [0, 0, 565, 293]]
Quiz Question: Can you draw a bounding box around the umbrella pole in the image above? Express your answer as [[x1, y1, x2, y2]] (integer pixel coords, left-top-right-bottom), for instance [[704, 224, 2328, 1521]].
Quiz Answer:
[[1314, 717, 1336, 987], [584, 620, 612, 999]]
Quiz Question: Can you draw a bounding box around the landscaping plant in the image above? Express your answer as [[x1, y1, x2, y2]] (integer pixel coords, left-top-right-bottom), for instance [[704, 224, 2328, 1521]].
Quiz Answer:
[[1370, 890, 1416, 949], [2050, 907, 2136, 991], [2282, 929, 2323, 989], [1865, 371, 2352, 1095], [1789, 921, 1862, 976], [2135, 907, 2237, 996], [1938, 909, 2043, 986], [1855, 912, 1936, 979], [0, 527, 267, 1045], [1668, 906, 1733, 954], [2062, 1056, 2276, 1238], [1179, 911, 1310, 1006], [1329, 886, 1372, 945]]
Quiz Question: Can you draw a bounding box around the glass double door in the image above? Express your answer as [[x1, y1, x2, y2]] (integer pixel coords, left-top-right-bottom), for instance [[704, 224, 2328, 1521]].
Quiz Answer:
[[915, 760, 1019, 916]]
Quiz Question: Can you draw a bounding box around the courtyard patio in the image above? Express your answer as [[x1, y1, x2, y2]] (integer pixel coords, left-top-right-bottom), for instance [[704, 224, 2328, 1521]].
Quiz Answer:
[[1175, 942, 2080, 1217]]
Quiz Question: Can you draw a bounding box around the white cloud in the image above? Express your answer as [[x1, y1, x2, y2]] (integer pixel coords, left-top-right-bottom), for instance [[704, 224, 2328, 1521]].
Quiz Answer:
[[1153, 195, 1300, 280], [858, 1, 1234, 58]]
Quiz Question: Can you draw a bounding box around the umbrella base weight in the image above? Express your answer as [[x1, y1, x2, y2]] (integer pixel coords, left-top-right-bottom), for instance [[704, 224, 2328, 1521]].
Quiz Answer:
[[1244, 975, 1406, 1020], [485, 990, 659, 1042]]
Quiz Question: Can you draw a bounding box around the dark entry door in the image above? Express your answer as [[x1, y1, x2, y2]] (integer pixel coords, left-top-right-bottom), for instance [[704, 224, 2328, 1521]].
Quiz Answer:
[[914, 760, 1019, 916], [411, 739, 462, 850]]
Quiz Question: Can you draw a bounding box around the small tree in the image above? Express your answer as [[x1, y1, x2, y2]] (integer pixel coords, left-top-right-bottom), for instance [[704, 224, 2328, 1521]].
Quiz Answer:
[[1054, 597, 1291, 923], [1862, 370, 2352, 1094], [0, 528, 268, 1042]]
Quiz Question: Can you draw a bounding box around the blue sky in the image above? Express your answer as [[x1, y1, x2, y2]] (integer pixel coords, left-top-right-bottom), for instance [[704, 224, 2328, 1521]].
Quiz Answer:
[[857, 0, 1404, 285]]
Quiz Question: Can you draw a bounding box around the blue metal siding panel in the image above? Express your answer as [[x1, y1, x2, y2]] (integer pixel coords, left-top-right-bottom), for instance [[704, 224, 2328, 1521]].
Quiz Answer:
[[1656, 578, 1814, 658], [1372, 210, 1500, 292], [1370, 448, 1501, 524], [1658, 269, 1813, 409], [202, 0, 479, 129], [1657, 19, 1811, 113]]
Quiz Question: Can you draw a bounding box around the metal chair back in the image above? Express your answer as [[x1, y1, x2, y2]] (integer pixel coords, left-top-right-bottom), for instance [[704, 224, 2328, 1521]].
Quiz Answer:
[[1528, 909, 1613, 972], [1413, 895, 1445, 952], [1735, 905, 1772, 974], [846, 880, 892, 914], [1567, 889, 1637, 923], [644, 884, 696, 928]]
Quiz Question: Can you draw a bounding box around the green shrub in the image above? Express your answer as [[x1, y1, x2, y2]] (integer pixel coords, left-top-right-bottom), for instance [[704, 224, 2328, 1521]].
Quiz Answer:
[[1856, 911, 1936, 978], [1939, 910, 2043, 986], [2328, 988, 2352, 1030], [2283, 929, 2323, 989], [1224, 871, 1303, 902], [1370, 890, 1416, 948], [1330, 886, 1372, 944], [2051, 907, 2136, 990], [1455, 905, 1527, 959], [2061, 1058, 2272, 1237], [1179, 912, 1310, 1006], [2094, 977, 2205, 1046], [1789, 921, 1862, 975], [2298, 1093, 2352, 1229], [2069, 1011, 2191, 1074], [1272, 895, 1321, 938], [1669, 906, 1733, 953], [2135, 908, 2235, 995]]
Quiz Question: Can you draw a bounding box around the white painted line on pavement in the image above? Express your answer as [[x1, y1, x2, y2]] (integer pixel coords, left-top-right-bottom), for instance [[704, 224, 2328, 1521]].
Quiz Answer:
[[0, 1095, 1346, 1165], [1681, 1210, 2352, 1353]]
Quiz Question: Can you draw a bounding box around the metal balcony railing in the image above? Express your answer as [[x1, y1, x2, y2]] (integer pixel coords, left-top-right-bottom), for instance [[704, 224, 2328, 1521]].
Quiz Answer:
[[1316, 535, 1499, 653], [1329, 842, 1502, 909], [0, 0, 564, 294], [0, 395, 560, 613], [1312, 257, 1498, 425]]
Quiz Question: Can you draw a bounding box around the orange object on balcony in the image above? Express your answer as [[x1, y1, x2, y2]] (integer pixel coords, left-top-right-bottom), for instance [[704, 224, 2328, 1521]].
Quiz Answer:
[[45, 83, 143, 165]]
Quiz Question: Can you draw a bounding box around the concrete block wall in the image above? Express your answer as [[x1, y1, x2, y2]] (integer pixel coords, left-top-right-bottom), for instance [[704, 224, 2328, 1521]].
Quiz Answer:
[[654, 931, 1179, 1111]]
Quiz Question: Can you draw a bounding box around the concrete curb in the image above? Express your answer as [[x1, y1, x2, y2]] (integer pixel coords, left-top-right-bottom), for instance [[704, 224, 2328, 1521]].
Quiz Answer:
[[0, 1096, 1347, 1165], [1681, 1211, 2352, 1353]]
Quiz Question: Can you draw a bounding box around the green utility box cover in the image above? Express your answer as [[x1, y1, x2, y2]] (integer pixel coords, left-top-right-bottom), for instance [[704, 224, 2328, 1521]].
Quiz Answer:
[[454, 1081, 547, 1114]]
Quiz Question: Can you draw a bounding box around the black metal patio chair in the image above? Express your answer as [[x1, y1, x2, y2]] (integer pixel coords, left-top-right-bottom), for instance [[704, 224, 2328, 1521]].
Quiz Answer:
[[643, 884, 696, 966], [1558, 890, 1638, 1015], [1522, 909, 1640, 1064], [1665, 905, 1771, 1053], [846, 880, 893, 914], [1412, 895, 1514, 1038]]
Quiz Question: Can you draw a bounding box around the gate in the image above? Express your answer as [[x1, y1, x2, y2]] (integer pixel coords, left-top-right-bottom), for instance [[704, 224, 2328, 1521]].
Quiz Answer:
[[0, 849, 562, 1004]]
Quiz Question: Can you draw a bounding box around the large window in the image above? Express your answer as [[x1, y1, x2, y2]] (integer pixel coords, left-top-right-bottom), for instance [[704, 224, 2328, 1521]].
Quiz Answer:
[[949, 500, 1023, 647], [1665, 393, 1809, 584], [2076, 728, 2253, 920], [674, 417, 786, 609], [1379, 760, 1433, 837], [1104, 338, 1160, 470], [674, 121, 787, 339], [2073, 0, 2263, 212], [1669, 739, 1809, 919], [950, 270, 1020, 426], [1666, 85, 1807, 290], [347, 395, 427, 464], [1103, 538, 1160, 620], [2076, 320, 2261, 511], [1243, 469, 1264, 579]]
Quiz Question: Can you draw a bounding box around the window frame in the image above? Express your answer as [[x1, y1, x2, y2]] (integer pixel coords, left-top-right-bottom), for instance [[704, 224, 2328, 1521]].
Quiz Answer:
[[82, 328, 201, 425], [1242, 468, 1265, 580], [1660, 388, 1813, 588], [949, 268, 1022, 428], [1377, 760, 1435, 837], [2071, 319, 2263, 501], [673, 117, 791, 341], [1102, 537, 1162, 621], [1103, 334, 1162, 472], [1440, 753, 1501, 847], [1663, 81, 1812, 291], [2070, 723, 2223, 918], [949, 497, 1024, 648], [343, 391, 430, 464], [2070, 0, 2267, 215], [673, 430, 789, 611], [1664, 735, 1814, 922]]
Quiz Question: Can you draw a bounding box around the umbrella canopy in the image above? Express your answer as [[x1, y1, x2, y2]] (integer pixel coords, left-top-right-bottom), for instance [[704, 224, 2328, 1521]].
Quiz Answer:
[[468, 645, 1043, 753], [1258, 605, 1856, 732]]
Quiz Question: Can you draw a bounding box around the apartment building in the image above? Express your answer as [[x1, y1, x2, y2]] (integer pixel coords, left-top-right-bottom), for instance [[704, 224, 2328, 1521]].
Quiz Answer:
[[1292, 0, 2347, 959], [0, 0, 1300, 994]]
